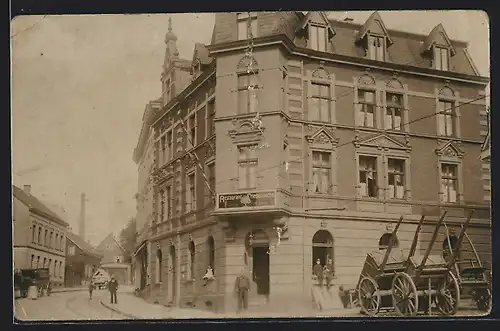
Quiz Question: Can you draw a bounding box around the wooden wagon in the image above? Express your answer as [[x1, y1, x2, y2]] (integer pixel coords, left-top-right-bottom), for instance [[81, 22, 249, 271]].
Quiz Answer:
[[443, 221, 491, 311], [357, 210, 474, 316]]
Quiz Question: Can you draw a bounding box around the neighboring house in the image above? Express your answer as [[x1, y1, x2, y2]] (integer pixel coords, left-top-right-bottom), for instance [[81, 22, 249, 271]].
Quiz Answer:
[[137, 12, 491, 313], [12, 184, 69, 287], [95, 233, 131, 284], [65, 231, 102, 287]]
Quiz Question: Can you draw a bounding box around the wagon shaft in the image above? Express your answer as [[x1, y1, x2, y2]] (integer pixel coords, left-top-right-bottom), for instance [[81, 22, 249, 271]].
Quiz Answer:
[[379, 215, 404, 272], [446, 209, 474, 270]]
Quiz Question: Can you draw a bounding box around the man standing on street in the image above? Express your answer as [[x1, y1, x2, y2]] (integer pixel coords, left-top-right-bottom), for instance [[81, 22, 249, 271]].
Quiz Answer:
[[108, 277, 118, 304], [88, 280, 95, 300], [313, 258, 323, 288], [324, 257, 335, 290], [234, 268, 250, 313]]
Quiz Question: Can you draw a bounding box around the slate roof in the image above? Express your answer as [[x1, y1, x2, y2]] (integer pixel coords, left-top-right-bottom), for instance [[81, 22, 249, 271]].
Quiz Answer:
[[193, 43, 213, 65], [66, 231, 102, 258], [12, 185, 69, 227]]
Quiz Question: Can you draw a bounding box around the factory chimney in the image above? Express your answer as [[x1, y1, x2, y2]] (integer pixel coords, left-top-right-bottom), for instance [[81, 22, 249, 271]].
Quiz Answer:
[[79, 193, 86, 240]]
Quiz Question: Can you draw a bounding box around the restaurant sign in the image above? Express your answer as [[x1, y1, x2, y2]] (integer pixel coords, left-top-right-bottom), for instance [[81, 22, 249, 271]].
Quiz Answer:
[[217, 190, 276, 209]]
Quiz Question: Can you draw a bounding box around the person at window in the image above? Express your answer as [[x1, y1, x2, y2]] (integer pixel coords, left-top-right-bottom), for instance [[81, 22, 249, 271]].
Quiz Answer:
[[313, 258, 323, 288], [202, 265, 215, 287], [234, 268, 250, 313], [324, 258, 335, 290]]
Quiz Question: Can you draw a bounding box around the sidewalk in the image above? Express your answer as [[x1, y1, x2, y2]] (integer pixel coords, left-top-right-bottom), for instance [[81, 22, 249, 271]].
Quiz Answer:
[[51, 286, 87, 293], [99, 292, 361, 319]]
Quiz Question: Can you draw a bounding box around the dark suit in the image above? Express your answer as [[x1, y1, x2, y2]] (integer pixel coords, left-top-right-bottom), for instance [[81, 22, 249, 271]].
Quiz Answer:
[[234, 274, 250, 312], [108, 279, 118, 304], [313, 264, 323, 287]]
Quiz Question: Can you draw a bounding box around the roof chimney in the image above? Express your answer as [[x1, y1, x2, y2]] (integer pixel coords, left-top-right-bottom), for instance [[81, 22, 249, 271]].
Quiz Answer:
[[23, 185, 31, 195]]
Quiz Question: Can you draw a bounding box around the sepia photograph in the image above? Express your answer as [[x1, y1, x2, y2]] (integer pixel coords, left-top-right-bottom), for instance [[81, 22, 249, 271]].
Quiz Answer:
[[11, 10, 491, 320]]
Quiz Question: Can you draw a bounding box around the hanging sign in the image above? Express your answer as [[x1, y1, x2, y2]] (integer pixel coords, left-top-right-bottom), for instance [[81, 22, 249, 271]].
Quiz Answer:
[[217, 190, 276, 209]]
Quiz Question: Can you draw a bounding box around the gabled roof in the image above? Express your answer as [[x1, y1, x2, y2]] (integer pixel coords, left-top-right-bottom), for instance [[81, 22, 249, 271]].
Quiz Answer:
[[12, 185, 69, 227], [435, 140, 465, 158], [355, 11, 393, 46], [192, 43, 213, 66], [296, 11, 336, 38], [66, 231, 102, 258], [95, 233, 127, 254], [421, 23, 457, 56]]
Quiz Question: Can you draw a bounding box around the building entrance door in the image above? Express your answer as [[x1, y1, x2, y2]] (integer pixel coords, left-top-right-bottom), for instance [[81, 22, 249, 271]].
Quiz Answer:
[[252, 246, 270, 295]]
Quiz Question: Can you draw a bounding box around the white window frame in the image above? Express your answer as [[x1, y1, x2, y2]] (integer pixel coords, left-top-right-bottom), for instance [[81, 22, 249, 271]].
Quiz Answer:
[[237, 144, 258, 190], [237, 72, 259, 114], [382, 79, 409, 133], [237, 12, 258, 41], [433, 46, 450, 71], [205, 161, 215, 205], [386, 157, 407, 200], [306, 69, 336, 124], [435, 87, 460, 138], [356, 88, 377, 128], [358, 154, 379, 198], [308, 24, 328, 52], [367, 34, 386, 61], [311, 150, 333, 195], [309, 82, 331, 123]]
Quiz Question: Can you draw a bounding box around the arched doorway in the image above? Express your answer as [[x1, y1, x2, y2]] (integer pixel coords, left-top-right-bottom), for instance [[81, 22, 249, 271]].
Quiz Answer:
[[312, 230, 334, 271], [168, 245, 176, 304], [378, 233, 399, 250], [245, 229, 270, 296]]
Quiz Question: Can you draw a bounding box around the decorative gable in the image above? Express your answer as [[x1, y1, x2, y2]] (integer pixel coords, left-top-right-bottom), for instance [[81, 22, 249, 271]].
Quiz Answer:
[[228, 118, 265, 144], [296, 11, 336, 38], [306, 126, 339, 146], [354, 133, 411, 152], [421, 24, 456, 56], [435, 141, 464, 159], [355, 11, 393, 46]]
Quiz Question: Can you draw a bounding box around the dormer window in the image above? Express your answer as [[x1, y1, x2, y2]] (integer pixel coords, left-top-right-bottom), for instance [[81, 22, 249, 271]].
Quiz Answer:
[[367, 35, 385, 61], [309, 24, 328, 52], [434, 46, 449, 71], [237, 13, 257, 41]]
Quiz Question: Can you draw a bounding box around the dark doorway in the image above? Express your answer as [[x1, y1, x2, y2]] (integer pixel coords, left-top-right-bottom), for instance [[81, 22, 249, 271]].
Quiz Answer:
[[169, 245, 176, 304], [312, 230, 334, 272], [252, 246, 270, 295]]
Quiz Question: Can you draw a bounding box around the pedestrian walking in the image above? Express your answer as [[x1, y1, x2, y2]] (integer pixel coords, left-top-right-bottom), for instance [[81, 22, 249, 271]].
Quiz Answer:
[[234, 268, 250, 313], [108, 277, 119, 304], [88, 280, 95, 299], [324, 258, 335, 290], [313, 258, 323, 288]]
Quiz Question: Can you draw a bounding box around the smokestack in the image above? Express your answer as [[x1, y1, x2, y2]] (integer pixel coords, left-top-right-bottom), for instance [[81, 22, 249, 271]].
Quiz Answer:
[[23, 185, 31, 195], [79, 193, 86, 240]]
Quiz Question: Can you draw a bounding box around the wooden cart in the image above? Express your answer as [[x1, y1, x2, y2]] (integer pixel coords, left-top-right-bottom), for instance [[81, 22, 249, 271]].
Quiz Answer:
[[357, 210, 474, 316], [443, 221, 491, 311]]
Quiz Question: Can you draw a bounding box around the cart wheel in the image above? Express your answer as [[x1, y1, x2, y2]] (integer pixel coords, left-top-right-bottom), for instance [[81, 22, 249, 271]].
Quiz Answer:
[[358, 277, 381, 316], [392, 272, 419, 316], [474, 288, 491, 312], [435, 271, 460, 315]]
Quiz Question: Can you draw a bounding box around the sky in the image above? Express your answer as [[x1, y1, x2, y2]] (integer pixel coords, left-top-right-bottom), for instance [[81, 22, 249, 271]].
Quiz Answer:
[[10, 11, 489, 246]]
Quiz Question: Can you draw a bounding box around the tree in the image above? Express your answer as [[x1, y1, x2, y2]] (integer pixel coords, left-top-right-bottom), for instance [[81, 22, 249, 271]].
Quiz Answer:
[[119, 218, 137, 263]]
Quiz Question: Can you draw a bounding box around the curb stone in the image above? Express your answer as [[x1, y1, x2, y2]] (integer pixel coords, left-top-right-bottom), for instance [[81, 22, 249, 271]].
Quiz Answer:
[[99, 301, 137, 319]]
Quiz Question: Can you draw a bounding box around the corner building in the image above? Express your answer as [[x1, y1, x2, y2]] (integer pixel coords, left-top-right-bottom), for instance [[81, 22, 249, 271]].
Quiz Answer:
[[142, 12, 491, 313]]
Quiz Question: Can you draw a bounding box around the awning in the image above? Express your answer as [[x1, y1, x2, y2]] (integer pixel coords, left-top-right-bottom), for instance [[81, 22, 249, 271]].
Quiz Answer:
[[132, 240, 147, 257]]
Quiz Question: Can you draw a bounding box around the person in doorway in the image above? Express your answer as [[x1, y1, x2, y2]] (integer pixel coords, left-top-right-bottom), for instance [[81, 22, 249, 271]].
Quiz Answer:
[[234, 268, 251, 313], [324, 258, 335, 290], [313, 258, 323, 288], [88, 280, 95, 299], [108, 276, 119, 304]]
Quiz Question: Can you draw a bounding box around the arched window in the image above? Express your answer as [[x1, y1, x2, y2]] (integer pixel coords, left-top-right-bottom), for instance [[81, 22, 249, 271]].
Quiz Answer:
[[378, 233, 399, 250], [312, 230, 334, 271], [155, 246, 163, 283], [207, 236, 215, 273], [43, 257, 47, 268], [55, 261, 59, 277], [32, 225, 36, 243], [237, 55, 259, 114], [37, 228, 42, 244], [443, 235, 459, 262], [188, 241, 195, 280]]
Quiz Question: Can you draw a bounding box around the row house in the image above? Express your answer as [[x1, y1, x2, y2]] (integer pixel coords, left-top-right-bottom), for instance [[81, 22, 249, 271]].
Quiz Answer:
[[138, 12, 490, 313], [12, 185, 69, 287], [65, 231, 102, 287]]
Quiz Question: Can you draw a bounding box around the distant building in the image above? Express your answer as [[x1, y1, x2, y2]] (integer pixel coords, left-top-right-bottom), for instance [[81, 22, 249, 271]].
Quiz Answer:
[[65, 231, 102, 287], [95, 233, 131, 284], [12, 184, 69, 287]]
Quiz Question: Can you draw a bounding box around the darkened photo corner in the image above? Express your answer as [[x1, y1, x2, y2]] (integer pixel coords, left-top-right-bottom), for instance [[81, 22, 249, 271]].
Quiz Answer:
[[11, 11, 491, 320]]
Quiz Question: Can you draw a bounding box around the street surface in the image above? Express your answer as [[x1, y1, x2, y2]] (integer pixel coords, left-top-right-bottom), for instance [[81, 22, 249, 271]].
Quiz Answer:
[[14, 286, 487, 321]]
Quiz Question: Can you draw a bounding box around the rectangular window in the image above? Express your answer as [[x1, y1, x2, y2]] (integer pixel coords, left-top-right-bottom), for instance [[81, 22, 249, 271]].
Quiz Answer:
[[438, 100, 455, 136], [49, 231, 53, 248], [309, 83, 330, 122], [206, 163, 215, 204], [388, 159, 405, 199], [68, 245, 75, 256], [160, 136, 166, 165], [358, 90, 376, 127], [55, 234, 59, 250], [312, 151, 331, 194], [238, 74, 258, 114], [32, 225, 36, 243], [36, 256, 40, 268], [441, 163, 458, 203], [207, 99, 215, 138], [37, 228, 41, 244], [237, 13, 257, 40], [166, 186, 172, 219], [434, 47, 449, 71], [238, 145, 258, 189], [167, 130, 173, 161], [385, 93, 403, 130], [44, 229, 48, 246], [309, 25, 327, 52], [31, 255, 35, 268], [359, 156, 378, 197], [186, 172, 196, 212], [188, 114, 196, 148], [368, 35, 385, 61], [49, 259, 52, 276], [159, 190, 165, 221]]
